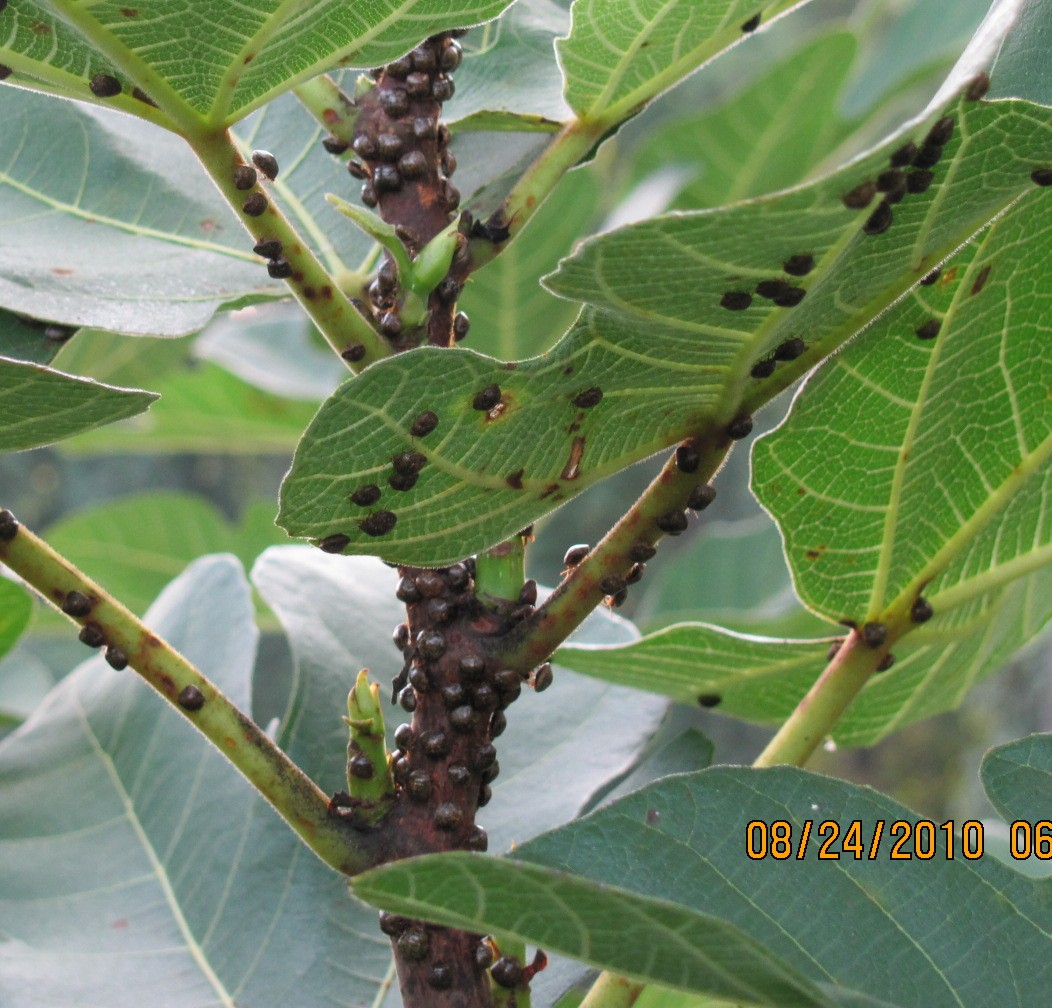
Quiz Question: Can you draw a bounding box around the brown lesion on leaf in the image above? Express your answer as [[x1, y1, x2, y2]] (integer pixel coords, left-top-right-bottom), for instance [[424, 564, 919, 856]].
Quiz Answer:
[[505, 469, 525, 490], [561, 436, 586, 480], [970, 264, 992, 295]]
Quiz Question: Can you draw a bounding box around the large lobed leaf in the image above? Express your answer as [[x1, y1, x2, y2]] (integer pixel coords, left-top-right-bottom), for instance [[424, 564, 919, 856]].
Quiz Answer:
[[0, 0, 514, 126], [0, 355, 155, 452], [280, 90, 1052, 565], [557, 0, 812, 123], [750, 185, 1052, 743], [356, 737, 1052, 1007]]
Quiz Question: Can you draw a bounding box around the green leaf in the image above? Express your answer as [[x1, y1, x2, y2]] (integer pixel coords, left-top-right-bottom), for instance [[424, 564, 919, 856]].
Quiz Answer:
[[981, 732, 1052, 826], [0, 0, 515, 126], [251, 545, 667, 841], [64, 360, 317, 455], [988, 0, 1052, 106], [44, 492, 289, 616], [556, 623, 830, 721], [557, 0, 811, 123], [52, 330, 193, 389], [751, 190, 1052, 745], [446, 0, 572, 127], [0, 645, 54, 734], [0, 89, 270, 336], [0, 555, 393, 1007], [356, 761, 1052, 1007], [280, 93, 1052, 565], [0, 356, 156, 452], [630, 32, 861, 209], [459, 167, 602, 358], [0, 580, 32, 665], [0, 311, 75, 365]]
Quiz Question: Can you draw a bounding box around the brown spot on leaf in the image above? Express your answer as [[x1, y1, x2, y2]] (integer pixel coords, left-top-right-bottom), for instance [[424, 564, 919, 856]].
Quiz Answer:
[[119, 7, 139, 16], [506, 469, 525, 489], [32, 20, 51, 35], [970, 265, 991, 295], [539, 483, 560, 500], [51, 267, 74, 276], [561, 436, 585, 480]]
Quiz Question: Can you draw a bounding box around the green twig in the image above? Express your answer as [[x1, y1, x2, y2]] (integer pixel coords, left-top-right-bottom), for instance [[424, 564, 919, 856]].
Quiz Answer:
[[495, 438, 729, 672], [474, 533, 528, 607], [186, 128, 390, 371], [344, 670, 396, 826], [294, 73, 363, 149], [0, 511, 371, 876], [577, 974, 644, 1008]]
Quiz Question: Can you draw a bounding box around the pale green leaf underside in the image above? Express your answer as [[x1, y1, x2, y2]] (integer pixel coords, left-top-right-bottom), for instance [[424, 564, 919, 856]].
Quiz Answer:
[[750, 184, 1052, 742], [357, 761, 1052, 1007], [0, 355, 155, 451], [281, 96, 1052, 565], [555, 623, 831, 717], [558, 0, 809, 121], [981, 732, 1052, 826], [1, 0, 514, 126], [0, 556, 395, 1008]]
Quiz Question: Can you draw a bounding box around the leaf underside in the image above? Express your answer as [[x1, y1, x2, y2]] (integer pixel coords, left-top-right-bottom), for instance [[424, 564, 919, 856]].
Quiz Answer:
[[280, 96, 1052, 566]]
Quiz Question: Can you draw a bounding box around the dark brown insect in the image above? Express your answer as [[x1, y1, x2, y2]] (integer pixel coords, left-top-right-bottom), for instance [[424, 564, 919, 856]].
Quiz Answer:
[[415, 570, 445, 597], [374, 164, 402, 191], [413, 116, 437, 140], [428, 964, 453, 990], [911, 144, 942, 170], [348, 753, 374, 779], [1031, 168, 1052, 187], [720, 291, 752, 311], [598, 574, 626, 596], [925, 116, 954, 147], [318, 533, 350, 553], [460, 654, 486, 678], [449, 705, 476, 733], [697, 694, 722, 708], [89, 73, 122, 98], [410, 411, 439, 437], [472, 384, 501, 410], [573, 387, 603, 409], [380, 89, 410, 118], [426, 597, 454, 623], [377, 133, 403, 161], [442, 181, 460, 210], [863, 201, 893, 236], [342, 343, 366, 363], [105, 646, 129, 670], [842, 181, 876, 209], [441, 149, 457, 176], [478, 783, 492, 807], [251, 150, 279, 180], [466, 825, 488, 851], [405, 768, 431, 799], [889, 141, 918, 168], [253, 238, 282, 258], [423, 731, 452, 759], [919, 267, 941, 286], [242, 193, 268, 216], [352, 135, 377, 159], [431, 76, 455, 101], [740, 12, 761, 32], [773, 286, 806, 307], [490, 710, 507, 738], [726, 415, 754, 440], [177, 685, 206, 711], [397, 150, 427, 178], [563, 543, 589, 566], [756, 279, 788, 300], [389, 470, 418, 492], [393, 450, 427, 474], [379, 912, 411, 936], [441, 41, 463, 71], [453, 312, 471, 340], [906, 170, 934, 194], [360, 511, 396, 536], [472, 683, 499, 711], [877, 168, 905, 193], [411, 44, 437, 71], [0, 65, 12, 81], [875, 652, 896, 673], [233, 165, 258, 190], [433, 803, 462, 831], [61, 591, 92, 618], [915, 319, 941, 340], [655, 509, 689, 534], [418, 630, 446, 659], [861, 621, 887, 648], [267, 258, 293, 279], [346, 159, 369, 179], [783, 254, 814, 276], [322, 136, 350, 154], [965, 72, 990, 101], [629, 541, 656, 562], [78, 624, 106, 648], [774, 337, 805, 361], [750, 358, 776, 379], [398, 686, 417, 711], [397, 928, 430, 961], [476, 942, 496, 970], [910, 597, 934, 623], [687, 483, 717, 511], [351, 484, 381, 507], [676, 444, 701, 473], [532, 663, 554, 692], [394, 722, 415, 749], [360, 182, 379, 207], [491, 957, 524, 989]]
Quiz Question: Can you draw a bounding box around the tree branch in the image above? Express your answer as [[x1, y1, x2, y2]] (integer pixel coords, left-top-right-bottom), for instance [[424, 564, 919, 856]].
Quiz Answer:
[[0, 510, 372, 876], [186, 128, 390, 371]]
